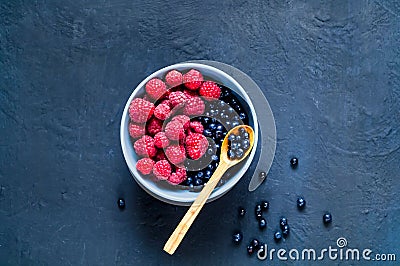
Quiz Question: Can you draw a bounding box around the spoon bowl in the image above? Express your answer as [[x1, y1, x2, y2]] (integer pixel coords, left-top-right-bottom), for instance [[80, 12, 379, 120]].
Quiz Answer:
[[163, 125, 255, 255]]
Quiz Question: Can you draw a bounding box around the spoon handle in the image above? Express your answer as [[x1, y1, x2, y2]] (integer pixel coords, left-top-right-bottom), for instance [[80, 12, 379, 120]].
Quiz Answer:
[[163, 162, 230, 255]]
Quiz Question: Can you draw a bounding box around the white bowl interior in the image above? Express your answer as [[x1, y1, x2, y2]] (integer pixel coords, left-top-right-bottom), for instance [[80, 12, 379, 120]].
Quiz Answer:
[[120, 63, 258, 206]]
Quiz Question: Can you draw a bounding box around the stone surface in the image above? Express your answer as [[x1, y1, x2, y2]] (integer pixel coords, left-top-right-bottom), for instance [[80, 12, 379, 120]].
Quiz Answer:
[[1, 1, 399, 265]]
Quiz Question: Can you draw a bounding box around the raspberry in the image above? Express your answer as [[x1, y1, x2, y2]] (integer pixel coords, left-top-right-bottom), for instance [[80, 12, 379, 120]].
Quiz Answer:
[[171, 115, 190, 130], [145, 78, 167, 100], [128, 123, 145, 139], [146, 117, 163, 136], [199, 81, 221, 100], [165, 70, 183, 88], [129, 98, 155, 123], [185, 133, 208, 160], [161, 100, 171, 107], [183, 69, 203, 90], [155, 149, 167, 161], [134, 135, 157, 158], [153, 160, 172, 180], [136, 158, 155, 175], [154, 132, 170, 148], [165, 120, 185, 140], [168, 167, 187, 185], [184, 97, 205, 116], [189, 121, 204, 134], [165, 145, 186, 165], [154, 103, 171, 120], [169, 91, 187, 108]]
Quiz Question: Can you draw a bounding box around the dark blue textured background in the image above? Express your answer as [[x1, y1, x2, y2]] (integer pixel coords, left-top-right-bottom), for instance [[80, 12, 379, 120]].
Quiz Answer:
[[1, 1, 399, 265]]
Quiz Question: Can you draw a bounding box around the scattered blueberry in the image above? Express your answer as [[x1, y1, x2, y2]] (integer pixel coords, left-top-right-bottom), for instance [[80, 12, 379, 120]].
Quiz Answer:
[[282, 224, 290, 237], [251, 239, 260, 249], [279, 217, 288, 229], [259, 217, 267, 230], [117, 198, 125, 210], [323, 212, 332, 224], [228, 150, 236, 160], [247, 245, 255, 255], [232, 232, 243, 244], [274, 231, 282, 241], [255, 204, 262, 219], [238, 207, 246, 217], [297, 197, 306, 209], [290, 157, 298, 168], [261, 200, 270, 211]]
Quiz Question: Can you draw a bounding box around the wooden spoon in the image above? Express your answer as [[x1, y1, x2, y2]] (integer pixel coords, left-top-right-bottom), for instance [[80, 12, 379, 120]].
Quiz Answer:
[[163, 125, 255, 255]]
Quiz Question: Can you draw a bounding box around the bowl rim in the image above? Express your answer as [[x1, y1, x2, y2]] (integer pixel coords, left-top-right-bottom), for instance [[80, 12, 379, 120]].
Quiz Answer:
[[120, 62, 259, 205]]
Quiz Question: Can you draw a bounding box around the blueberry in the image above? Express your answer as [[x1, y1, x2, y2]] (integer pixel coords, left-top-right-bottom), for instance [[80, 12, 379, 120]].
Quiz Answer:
[[232, 121, 240, 127], [207, 147, 214, 155], [251, 239, 260, 249], [261, 201, 270, 211], [232, 115, 239, 121], [228, 150, 236, 159], [297, 197, 306, 209], [282, 225, 290, 238], [274, 231, 282, 241], [238, 207, 246, 217], [219, 101, 226, 108], [236, 135, 242, 141], [243, 132, 249, 139], [197, 171, 204, 178], [247, 245, 254, 255], [279, 217, 288, 229], [207, 164, 214, 171], [210, 110, 216, 117], [290, 157, 298, 168], [215, 130, 223, 139], [227, 107, 235, 114], [259, 217, 267, 230], [239, 127, 245, 134], [185, 177, 193, 186], [203, 129, 213, 137], [117, 198, 125, 210], [194, 178, 203, 186], [232, 232, 243, 244], [228, 134, 236, 141], [242, 140, 250, 149], [202, 117, 210, 124], [204, 170, 212, 178], [211, 155, 218, 161], [209, 123, 217, 130], [230, 142, 238, 150], [323, 213, 332, 224], [236, 148, 244, 158]]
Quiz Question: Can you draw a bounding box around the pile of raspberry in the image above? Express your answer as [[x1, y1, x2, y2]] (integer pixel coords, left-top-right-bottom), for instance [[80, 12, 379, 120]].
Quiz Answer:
[[128, 69, 222, 185]]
